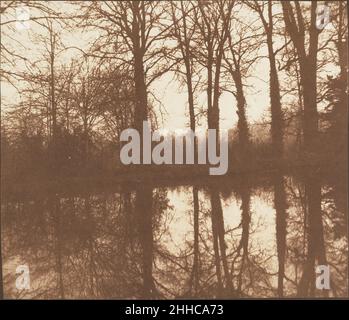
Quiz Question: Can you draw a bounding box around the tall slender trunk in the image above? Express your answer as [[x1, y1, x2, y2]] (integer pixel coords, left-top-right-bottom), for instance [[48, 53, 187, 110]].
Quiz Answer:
[[135, 186, 154, 298], [211, 51, 224, 133], [273, 174, 287, 297], [232, 68, 249, 156], [179, 1, 196, 133], [298, 171, 326, 297], [236, 182, 251, 295], [266, 10, 283, 159], [81, 80, 89, 166], [132, 5, 148, 134], [133, 51, 148, 133], [207, 48, 214, 130], [255, 1, 284, 159], [51, 194, 64, 298], [49, 29, 57, 173], [266, 6, 287, 294], [210, 188, 232, 296], [209, 188, 222, 296], [192, 186, 199, 295], [266, 7, 287, 295], [226, 32, 250, 163]]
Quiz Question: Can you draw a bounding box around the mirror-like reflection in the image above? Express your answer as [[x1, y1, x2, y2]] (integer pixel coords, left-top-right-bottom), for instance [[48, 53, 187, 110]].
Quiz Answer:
[[1, 172, 347, 298]]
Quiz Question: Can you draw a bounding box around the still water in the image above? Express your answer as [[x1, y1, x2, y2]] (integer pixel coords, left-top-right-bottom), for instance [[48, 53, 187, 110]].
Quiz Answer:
[[2, 173, 348, 298]]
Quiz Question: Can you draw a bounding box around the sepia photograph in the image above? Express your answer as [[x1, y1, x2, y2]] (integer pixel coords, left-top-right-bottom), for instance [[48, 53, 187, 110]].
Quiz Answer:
[[0, 0, 348, 303]]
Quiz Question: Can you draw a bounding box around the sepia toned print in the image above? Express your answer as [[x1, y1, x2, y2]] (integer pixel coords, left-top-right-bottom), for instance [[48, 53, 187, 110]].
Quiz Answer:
[[0, 1, 347, 299]]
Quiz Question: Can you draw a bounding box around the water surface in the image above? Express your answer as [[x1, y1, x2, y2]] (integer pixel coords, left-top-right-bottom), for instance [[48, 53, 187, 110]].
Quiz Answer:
[[2, 173, 348, 298]]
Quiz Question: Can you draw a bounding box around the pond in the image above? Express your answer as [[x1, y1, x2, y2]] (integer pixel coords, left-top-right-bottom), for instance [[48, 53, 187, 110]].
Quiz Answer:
[[1, 172, 347, 298]]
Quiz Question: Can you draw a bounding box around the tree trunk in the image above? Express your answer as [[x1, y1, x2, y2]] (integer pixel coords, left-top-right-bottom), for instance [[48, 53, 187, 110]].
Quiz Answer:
[[210, 188, 232, 295], [236, 182, 251, 295], [282, 2, 319, 154], [132, 3, 148, 134], [273, 174, 287, 297], [192, 186, 199, 295], [135, 186, 154, 298]]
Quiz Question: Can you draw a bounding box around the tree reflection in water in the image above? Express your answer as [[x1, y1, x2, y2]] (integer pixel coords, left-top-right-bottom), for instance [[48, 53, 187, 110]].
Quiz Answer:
[[1, 173, 348, 298]]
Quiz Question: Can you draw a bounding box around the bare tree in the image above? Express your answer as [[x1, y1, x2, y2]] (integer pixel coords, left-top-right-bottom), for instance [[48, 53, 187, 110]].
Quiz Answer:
[[79, 1, 176, 133], [281, 1, 320, 154], [251, 1, 285, 159], [249, 1, 288, 297], [193, 0, 235, 131]]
